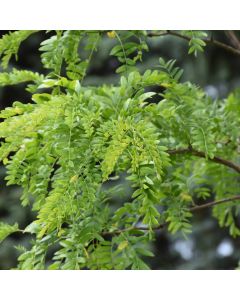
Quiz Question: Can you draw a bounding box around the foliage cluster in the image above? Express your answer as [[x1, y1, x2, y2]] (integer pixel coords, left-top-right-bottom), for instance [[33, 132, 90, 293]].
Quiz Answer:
[[0, 30, 239, 269]]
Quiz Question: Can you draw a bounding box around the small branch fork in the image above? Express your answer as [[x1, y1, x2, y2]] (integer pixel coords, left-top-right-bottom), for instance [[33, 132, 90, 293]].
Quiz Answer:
[[147, 30, 240, 57], [167, 147, 240, 174]]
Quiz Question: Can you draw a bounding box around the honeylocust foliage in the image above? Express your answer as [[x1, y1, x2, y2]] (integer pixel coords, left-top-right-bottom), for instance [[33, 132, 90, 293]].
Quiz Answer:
[[0, 30, 240, 270]]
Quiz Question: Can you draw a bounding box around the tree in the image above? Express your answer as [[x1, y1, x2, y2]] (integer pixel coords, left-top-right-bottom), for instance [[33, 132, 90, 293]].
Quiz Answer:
[[0, 30, 239, 270]]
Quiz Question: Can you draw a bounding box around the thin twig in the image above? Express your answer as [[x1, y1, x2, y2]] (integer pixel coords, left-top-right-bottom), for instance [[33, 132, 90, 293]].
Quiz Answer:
[[190, 195, 240, 212], [147, 30, 240, 57], [103, 195, 240, 236]]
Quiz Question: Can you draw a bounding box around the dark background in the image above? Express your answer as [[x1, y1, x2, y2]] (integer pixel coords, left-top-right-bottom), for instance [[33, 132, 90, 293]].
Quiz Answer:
[[0, 30, 240, 269]]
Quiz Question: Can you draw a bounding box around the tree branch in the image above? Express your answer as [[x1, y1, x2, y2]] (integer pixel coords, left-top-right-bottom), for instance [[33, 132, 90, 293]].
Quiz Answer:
[[103, 195, 240, 236], [147, 30, 240, 57], [167, 147, 240, 173], [190, 195, 240, 212], [224, 30, 240, 51]]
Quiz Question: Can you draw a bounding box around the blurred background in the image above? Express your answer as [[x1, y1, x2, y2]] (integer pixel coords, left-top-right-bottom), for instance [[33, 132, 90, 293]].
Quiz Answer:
[[0, 30, 240, 269]]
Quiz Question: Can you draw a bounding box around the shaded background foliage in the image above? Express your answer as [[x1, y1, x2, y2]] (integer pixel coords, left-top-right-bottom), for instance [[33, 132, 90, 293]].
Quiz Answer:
[[0, 30, 240, 269]]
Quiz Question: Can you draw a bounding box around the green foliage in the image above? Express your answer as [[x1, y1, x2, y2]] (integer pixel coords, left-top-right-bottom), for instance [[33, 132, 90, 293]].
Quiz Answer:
[[158, 58, 183, 81], [0, 222, 19, 243], [0, 30, 240, 269], [182, 30, 208, 56], [109, 30, 148, 73], [40, 30, 100, 79], [0, 69, 44, 92], [0, 30, 38, 69]]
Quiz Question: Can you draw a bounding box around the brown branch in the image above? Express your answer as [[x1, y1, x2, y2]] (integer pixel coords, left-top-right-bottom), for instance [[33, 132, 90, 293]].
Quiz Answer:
[[224, 30, 240, 51], [167, 147, 240, 174], [147, 30, 240, 57], [190, 195, 240, 212], [103, 195, 240, 236]]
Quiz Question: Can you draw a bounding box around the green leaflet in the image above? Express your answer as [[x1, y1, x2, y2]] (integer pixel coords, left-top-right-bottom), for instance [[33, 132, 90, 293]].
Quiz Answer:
[[0, 30, 38, 69], [0, 222, 19, 243], [0, 69, 44, 93], [101, 119, 131, 181], [182, 30, 208, 56]]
